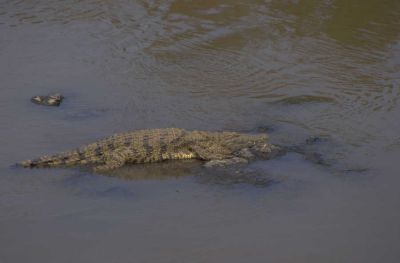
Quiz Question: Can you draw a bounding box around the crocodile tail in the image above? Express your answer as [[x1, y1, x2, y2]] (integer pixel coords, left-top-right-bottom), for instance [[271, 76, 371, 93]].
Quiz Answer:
[[18, 150, 83, 168]]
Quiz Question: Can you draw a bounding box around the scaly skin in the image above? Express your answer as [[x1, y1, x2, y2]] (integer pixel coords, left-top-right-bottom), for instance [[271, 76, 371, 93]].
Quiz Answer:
[[31, 93, 64, 106], [18, 128, 284, 172]]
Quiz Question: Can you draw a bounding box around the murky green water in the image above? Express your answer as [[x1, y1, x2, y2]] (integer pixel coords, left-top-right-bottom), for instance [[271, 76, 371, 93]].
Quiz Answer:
[[1, 1, 400, 262]]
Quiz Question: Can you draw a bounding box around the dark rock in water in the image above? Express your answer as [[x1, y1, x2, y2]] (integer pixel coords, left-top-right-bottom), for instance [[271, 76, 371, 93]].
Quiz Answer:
[[31, 93, 64, 106]]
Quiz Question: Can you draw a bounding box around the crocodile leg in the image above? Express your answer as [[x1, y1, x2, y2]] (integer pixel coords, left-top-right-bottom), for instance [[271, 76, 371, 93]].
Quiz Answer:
[[204, 157, 248, 168], [190, 145, 232, 161], [93, 148, 130, 172]]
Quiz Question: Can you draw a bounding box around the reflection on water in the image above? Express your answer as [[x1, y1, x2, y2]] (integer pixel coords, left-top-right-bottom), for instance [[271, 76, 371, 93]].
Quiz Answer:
[[99, 160, 198, 181], [1, 0, 400, 262], [99, 159, 280, 187]]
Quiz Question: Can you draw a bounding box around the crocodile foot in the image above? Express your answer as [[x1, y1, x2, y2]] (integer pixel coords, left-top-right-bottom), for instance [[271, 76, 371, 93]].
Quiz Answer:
[[204, 157, 248, 168]]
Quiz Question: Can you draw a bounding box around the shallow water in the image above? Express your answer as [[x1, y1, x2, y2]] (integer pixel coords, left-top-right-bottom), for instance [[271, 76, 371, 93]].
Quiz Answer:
[[1, 0, 400, 262]]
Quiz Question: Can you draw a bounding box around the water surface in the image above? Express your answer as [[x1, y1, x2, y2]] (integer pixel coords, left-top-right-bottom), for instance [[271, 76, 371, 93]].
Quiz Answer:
[[1, 1, 400, 262]]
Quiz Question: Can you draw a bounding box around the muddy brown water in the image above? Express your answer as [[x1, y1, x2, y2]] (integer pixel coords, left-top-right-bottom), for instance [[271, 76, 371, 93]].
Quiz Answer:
[[1, 1, 400, 262]]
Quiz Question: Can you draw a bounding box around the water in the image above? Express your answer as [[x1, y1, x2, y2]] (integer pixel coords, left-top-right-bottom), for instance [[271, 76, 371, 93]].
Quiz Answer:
[[1, 0, 400, 262]]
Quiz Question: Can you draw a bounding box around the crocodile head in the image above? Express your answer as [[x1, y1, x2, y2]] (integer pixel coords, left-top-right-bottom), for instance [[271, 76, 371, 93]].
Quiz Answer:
[[250, 144, 284, 159], [222, 132, 269, 151], [222, 132, 284, 159]]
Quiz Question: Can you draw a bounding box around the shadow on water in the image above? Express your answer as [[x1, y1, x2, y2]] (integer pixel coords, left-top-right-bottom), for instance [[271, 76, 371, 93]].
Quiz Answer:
[[96, 159, 199, 181], [80, 159, 281, 188]]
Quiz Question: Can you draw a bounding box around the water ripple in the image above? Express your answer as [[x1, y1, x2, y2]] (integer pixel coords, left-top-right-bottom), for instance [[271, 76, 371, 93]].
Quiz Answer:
[[1, 0, 399, 144]]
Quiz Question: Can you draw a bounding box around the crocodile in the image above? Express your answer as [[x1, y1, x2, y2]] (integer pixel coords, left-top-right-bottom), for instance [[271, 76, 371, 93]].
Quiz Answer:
[[18, 128, 285, 172], [31, 93, 64, 106]]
